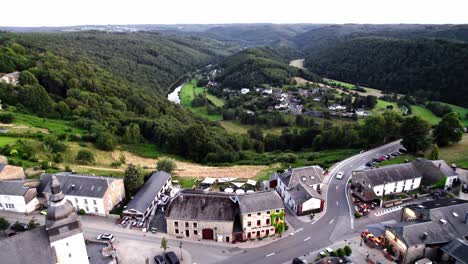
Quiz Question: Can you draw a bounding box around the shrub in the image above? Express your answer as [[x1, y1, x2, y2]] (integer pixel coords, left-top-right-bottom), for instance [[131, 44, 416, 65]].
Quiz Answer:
[[0, 112, 15, 123], [344, 245, 352, 256], [75, 149, 95, 164], [354, 211, 361, 218], [78, 209, 86, 215], [337, 248, 345, 257], [330, 250, 338, 257], [157, 158, 177, 174]]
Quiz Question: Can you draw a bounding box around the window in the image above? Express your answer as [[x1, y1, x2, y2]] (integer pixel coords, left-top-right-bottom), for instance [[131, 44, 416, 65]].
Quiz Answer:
[[175, 229, 179, 234], [75, 198, 78, 203], [393, 187, 397, 193], [175, 221, 179, 227], [185, 230, 189, 237], [84, 199, 88, 205], [266, 211, 270, 214], [94, 207, 98, 213], [247, 221, 251, 227], [266, 219, 270, 225], [93, 200, 97, 205], [257, 220, 261, 226], [185, 222, 189, 228], [412, 178, 415, 183], [0, 203, 2, 208], [257, 212, 261, 216], [247, 213, 251, 217], [276, 210, 280, 213], [193, 222, 198, 228], [194, 230, 198, 236]]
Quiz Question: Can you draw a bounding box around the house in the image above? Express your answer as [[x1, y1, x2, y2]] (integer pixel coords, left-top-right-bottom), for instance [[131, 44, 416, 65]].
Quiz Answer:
[[0, 176, 90, 264], [40, 172, 125, 216], [240, 88, 250, 94], [0, 180, 39, 213], [237, 191, 284, 240], [352, 163, 423, 199], [275, 166, 325, 215], [0, 164, 26, 181], [412, 158, 459, 189], [440, 239, 468, 264], [384, 199, 468, 264], [328, 104, 346, 111], [166, 190, 241, 243], [0, 72, 20, 85], [123, 171, 172, 222]]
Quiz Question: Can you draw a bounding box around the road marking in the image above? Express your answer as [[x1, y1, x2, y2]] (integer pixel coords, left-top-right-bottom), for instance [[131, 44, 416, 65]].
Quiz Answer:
[[336, 201, 339, 206], [295, 228, 304, 233], [336, 185, 339, 190], [329, 218, 334, 224], [266, 253, 276, 257], [304, 236, 311, 241]]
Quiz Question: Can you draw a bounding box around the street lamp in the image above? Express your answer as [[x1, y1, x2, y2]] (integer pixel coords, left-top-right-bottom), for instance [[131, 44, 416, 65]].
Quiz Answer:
[[179, 242, 183, 261]]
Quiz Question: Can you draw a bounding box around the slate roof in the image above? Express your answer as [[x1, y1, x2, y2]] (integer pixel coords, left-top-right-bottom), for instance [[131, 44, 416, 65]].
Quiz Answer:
[[386, 199, 468, 246], [166, 190, 238, 221], [0, 180, 37, 203], [441, 239, 468, 264], [412, 158, 458, 185], [126, 171, 171, 213], [0, 227, 56, 264], [279, 166, 323, 189], [353, 163, 422, 186], [289, 182, 323, 204], [41, 172, 116, 198], [237, 191, 284, 214]]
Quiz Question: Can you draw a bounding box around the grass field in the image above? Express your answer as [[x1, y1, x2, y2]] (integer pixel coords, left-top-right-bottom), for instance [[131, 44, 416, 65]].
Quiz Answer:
[[180, 80, 223, 121], [219, 120, 285, 135], [12, 112, 83, 134], [376, 154, 417, 167], [373, 100, 404, 115], [438, 134, 468, 168], [121, 143, 162, 158], [0, 136, 18, 146], [410, 105, 441, 125], [444, 103, 468, 126]]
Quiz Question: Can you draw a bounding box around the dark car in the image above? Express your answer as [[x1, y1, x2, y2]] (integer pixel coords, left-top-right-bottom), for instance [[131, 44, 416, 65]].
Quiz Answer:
[[11, 222, 29, 232], [154, 255, 165, 264], [462, 184, 468, 193], [365, 162, 373, 167], [164, 252, 180, 264], [399, 148, 407, 153], [292, 258, 305, 264]]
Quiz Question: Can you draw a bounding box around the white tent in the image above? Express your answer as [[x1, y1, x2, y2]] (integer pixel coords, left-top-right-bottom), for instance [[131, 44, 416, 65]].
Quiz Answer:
[[246, 190, 255, 194], [224, 188, 234, 193], [235, 189, 245, 195], [232, 182, 245, 188], [247, 179, 257, 186], [201, 177, 216, 185]]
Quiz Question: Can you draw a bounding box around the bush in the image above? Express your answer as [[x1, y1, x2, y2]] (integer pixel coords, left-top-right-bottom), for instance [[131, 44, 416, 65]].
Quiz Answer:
[[95, 132, 117, 151], [157, 158, 177, 174], [337, 248, 345, 257], [276, 153, 297, 163], [354, 211, 361, 218], [75, 149, 95, 164], [0, 112, 15, 123], [78, 209, 86, 215], [344, 245, 352, 256]]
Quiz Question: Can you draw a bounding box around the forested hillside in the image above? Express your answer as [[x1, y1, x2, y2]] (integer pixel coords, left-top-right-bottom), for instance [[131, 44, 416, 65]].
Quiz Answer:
[[216, 47, 320, 88], [304, 37, 468, 107], [14, 31, 235, 94]]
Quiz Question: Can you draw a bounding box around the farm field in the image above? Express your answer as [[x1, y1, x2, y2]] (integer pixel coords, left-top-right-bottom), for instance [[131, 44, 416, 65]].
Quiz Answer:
[[410, 105, 441, 125], [180, 79, 223, 121]]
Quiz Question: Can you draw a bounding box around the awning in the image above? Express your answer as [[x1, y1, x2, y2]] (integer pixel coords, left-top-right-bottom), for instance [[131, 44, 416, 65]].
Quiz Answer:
[[247, 179, 257, 186], [235, 189, 245, 195], [224, 188, 234, 193], [202, 177, 216, 185], [232, 182, 245, 188]]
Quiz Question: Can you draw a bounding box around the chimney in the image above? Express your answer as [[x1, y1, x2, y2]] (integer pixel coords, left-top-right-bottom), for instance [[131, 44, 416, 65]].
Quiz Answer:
[[71, 184, 76, 190], [438, 163, 442, 169], [422, 232, 428, 240]]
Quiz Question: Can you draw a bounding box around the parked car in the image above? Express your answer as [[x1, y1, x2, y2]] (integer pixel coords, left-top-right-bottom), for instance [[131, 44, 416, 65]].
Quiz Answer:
[[399, 148, 407, 153], [96, 233, 115, 242], [319, 251, 327, 257], [40, 210, 47, 215], [325, 248, 333, 254], [462, 184, 468, 193], [365, 162, 373, 167], [336, 171, 344, 179], [164, 252, 180, 264], [151, 227, 157, 233], [11, 223, 29, 232], [137, 221, 144, 227], [120, 220, 127, 226], [154, 255, 165, 264], [159, 195, 170, 206], [131, 221, 137, 227], [292, 258, 305, 264]]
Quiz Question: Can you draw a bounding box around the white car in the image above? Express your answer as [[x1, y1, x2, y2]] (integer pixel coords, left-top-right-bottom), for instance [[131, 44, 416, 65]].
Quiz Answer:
[[326, 248, 333, 254], [336, 171, 344, 179], [97, 233, 115, 242]]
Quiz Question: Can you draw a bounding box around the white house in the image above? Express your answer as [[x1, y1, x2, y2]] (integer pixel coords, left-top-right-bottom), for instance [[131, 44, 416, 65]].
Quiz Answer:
[[0, 72, 20, 86], [241, 88, 250, 94], [0, 180, 39, 213], [275, 166, 325, 215], [40, 172, 125, 216]]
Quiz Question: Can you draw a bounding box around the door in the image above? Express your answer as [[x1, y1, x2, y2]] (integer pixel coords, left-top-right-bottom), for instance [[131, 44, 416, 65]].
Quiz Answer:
[[202, 228, 214, 240], [185, 230, 189, 237]]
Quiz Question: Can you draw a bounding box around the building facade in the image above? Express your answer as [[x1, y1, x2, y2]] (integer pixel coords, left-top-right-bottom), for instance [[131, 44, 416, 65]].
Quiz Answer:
[[0, 180, 39, 213]]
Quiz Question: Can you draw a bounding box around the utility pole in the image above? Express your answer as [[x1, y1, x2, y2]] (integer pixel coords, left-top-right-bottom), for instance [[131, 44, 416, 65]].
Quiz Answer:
[[179, 242, 183, 261]]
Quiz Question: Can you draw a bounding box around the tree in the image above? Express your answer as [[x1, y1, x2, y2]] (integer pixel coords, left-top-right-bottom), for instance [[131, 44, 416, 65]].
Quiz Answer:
[[336, 248, 345, 257], [428, 144, 440, 160], [433, 112, 464, 146], [401, 116, 432, 153], [28, 219, 39, 230], [0, 217, 10, 235], [344, 245, 352, 256], [18, 70, 39, 86], [157, 158, 177, 174], [75, 149, 95, 164], [161, 237, 168, 252], [123, 123, 141, 144], [361, 115, 385, 146], [124, 164, 144, 196], [95, 132, 117, 151]]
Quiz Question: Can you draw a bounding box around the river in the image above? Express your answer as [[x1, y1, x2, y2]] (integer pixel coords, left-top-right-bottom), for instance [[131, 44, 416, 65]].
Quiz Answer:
[[167, 84, 183, 104]]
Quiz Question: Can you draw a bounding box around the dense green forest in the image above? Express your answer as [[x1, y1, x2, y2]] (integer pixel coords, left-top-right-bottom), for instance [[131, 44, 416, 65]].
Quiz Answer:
[[304, 37, 468, 107], [13, 31, 235, 94], [216, 47, 320, 88]]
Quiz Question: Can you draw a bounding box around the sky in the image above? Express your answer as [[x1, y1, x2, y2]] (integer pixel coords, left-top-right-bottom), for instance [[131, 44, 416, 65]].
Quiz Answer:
[[1, 0, 468, 27]]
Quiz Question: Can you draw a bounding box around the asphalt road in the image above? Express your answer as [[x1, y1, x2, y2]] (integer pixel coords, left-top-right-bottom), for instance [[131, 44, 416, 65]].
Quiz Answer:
[[222, 140, 403, 264]]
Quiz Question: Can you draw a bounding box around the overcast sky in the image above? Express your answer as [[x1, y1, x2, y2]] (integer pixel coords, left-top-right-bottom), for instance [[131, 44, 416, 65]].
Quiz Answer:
[[2, 0, 467, 27]]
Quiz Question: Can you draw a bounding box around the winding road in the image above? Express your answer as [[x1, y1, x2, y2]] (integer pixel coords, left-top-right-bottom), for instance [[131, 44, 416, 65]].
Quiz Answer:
[[222, 140, 402, 264]]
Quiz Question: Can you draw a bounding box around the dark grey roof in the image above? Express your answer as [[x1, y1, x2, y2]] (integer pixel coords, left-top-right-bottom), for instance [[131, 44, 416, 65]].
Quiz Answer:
[[441, 239, 468, 264], [412, 158, 458, 185], [289, 182, 323, 204], [237, 191, 284, 214], [41, 172, 115, 198], [279, 166, 323, 189], [0, 180, 29, 196], [387, 199, 468, 246], [166, 190, 238, 221], [125, 171, 171, 213], [353, 163, 422, 186], [0, 227, 56, 264]]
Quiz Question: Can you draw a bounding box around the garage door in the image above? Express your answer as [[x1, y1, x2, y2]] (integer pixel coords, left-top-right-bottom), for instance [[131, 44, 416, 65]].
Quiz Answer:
[[202, 228, 214, 240]]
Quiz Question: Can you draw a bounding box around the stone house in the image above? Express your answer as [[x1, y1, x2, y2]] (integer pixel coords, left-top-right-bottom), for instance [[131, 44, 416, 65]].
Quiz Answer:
[[0, 164, 26, 181]]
